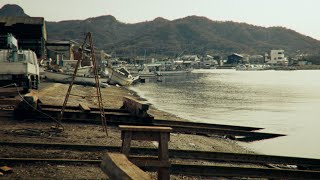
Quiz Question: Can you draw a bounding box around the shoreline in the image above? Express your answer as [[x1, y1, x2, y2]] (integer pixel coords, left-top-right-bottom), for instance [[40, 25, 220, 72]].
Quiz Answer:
[[37, 82, 256, 154]]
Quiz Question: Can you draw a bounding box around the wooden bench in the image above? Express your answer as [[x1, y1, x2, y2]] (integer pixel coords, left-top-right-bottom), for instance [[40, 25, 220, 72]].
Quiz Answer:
[[119, 125, 172, 180], [101, 152, 151, 180]]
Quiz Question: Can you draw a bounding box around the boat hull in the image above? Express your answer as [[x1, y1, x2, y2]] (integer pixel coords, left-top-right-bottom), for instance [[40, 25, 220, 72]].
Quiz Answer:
[[156, 70, 192, 76], [107, 67, 138, 86], [44, 71, 108, 86]]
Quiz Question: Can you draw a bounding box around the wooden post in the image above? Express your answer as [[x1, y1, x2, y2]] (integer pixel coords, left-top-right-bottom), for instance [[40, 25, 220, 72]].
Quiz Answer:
[[121, 131, 132, 156], [158, 132, 170, 180]]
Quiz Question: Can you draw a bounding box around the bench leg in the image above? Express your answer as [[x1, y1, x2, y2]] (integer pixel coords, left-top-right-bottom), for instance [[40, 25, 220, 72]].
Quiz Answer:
[[121, 132, 132, 156], [158, 133, 169, 160], [158, 168, 170, 180], [158, 133, 170, 180]]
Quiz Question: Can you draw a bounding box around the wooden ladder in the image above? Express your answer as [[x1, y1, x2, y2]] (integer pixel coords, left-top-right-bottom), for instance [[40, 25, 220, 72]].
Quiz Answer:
[[57, 32, 108, 135]]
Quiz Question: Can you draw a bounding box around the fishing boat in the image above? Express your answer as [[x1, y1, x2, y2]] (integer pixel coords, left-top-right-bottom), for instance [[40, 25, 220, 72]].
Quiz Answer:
[[156, 69, 192, 76], [235, 64, 269, 71], [44, 66, 109, 86], [107, 66, 139, 86], [138, 64, 158, 78]]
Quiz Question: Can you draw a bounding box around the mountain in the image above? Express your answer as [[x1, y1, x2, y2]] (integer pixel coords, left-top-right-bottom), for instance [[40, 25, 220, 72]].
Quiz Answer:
[[0, 4, 29, 17], [2, 4, 320, 57]]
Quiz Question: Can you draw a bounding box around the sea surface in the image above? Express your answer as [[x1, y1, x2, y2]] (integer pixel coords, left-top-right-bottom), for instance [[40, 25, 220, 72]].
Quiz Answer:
[[130, 69, 320, 159]]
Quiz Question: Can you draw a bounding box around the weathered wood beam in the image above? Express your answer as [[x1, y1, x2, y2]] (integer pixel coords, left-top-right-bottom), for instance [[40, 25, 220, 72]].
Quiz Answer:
[[122, 96, 151, 118], [101, 153, 151, 180], [79, 103, 91, 112]]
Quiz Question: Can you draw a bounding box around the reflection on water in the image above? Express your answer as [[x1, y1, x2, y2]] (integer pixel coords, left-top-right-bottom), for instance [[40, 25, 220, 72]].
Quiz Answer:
[[131, 69, 320, 158]]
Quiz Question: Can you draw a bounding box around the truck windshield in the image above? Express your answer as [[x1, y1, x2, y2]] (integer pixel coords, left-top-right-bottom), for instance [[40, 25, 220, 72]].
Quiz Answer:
[[18, 53, 25, 61]]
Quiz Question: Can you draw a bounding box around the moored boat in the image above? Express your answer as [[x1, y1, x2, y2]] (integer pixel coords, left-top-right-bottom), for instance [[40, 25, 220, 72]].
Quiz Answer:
[[236, 64, 270, 71], [156, 69, 192, 76]]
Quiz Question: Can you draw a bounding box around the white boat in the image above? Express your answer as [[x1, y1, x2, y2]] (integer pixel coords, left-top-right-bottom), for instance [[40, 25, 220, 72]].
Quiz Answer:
[[44, 70, 108, 86], [107, 67, 139, 86], [138, 64, 157, 78], [156, 69, 192, 76], [236, 64, 269, 71]]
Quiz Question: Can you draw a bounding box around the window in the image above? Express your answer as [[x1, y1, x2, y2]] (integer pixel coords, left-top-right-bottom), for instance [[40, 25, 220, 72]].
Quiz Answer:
[[278, 57, 283, 59], [278, 52, 283, 54], [18, 54, 25, 61]]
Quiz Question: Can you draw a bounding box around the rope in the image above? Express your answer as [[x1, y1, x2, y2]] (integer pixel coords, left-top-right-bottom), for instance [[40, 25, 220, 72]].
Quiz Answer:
[[0, 83, 18, 88]]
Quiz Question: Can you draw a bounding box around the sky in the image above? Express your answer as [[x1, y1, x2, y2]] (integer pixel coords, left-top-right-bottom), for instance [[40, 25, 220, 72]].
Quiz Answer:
[[1, 0, 320, 40]]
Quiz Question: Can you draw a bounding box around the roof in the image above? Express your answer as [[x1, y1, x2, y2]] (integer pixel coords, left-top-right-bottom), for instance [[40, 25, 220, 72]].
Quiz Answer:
[[0, 16, 44, 26]]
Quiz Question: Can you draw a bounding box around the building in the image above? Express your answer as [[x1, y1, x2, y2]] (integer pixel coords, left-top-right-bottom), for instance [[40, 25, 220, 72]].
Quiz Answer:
[[46, 40, 74, 65], [0, 16, 47, 59], [179, 55, 200, 61], [200, 55, 218, 69], [265, 50, 288, 65], [249, 55, 264, 64], [227, 53, 243, 64]]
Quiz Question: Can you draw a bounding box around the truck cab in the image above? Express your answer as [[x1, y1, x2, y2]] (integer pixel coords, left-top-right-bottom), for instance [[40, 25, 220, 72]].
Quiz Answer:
[[0, 34, 40, 92]]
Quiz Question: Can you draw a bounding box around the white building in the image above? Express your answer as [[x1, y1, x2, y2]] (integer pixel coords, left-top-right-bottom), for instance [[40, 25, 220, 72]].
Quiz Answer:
[[265, 50, 288, 65]]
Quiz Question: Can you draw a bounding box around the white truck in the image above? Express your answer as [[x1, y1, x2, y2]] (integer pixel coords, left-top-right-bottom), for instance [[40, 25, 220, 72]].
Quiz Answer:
[[0, 34, 40, 92]]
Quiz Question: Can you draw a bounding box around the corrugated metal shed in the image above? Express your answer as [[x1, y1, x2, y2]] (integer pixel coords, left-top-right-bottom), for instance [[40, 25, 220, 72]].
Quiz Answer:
[[0, 16, 44, 26], [0, 16, 47, 58]]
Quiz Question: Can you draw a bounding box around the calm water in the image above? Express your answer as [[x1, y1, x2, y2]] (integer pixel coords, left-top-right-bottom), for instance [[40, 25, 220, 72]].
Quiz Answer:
[[130, 69, 320, 159]]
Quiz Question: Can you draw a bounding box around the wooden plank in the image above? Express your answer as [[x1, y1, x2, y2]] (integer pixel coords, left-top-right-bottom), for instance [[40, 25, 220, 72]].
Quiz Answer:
[[0, 87, 23, 96], [79, 103, 91, 112], [153, 119, 263, 131], [170, 164, 320, 179], [123, 96, 149, 110], [122, 96, 150, 117], [119, 125, 172, 132], [101, 153, 151, 180], [170, 125, 285, 141], [130, 131, 161, 141], [0, 98, 21, 105]]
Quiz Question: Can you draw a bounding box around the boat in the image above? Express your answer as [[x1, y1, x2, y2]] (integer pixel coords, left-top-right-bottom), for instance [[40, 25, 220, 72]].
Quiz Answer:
[[156, 69, 192, 76], [44, 69, 109, 86], [138, 64, 158, 78], [107, 66, 139, 86], [235, 64, 270, 71], [44, 65, 109, 86]]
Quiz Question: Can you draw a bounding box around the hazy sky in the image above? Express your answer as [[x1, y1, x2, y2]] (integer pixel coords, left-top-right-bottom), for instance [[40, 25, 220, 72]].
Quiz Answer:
[[1, 0, 320, 40]]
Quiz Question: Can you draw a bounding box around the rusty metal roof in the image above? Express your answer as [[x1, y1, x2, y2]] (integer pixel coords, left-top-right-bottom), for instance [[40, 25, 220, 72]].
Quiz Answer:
[[0, 16, 44, 26]]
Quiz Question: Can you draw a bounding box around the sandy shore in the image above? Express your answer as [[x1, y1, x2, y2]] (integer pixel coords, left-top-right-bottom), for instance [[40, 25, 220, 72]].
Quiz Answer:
[[37, 82, 253, 153], [0, 81, 255, 179]]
